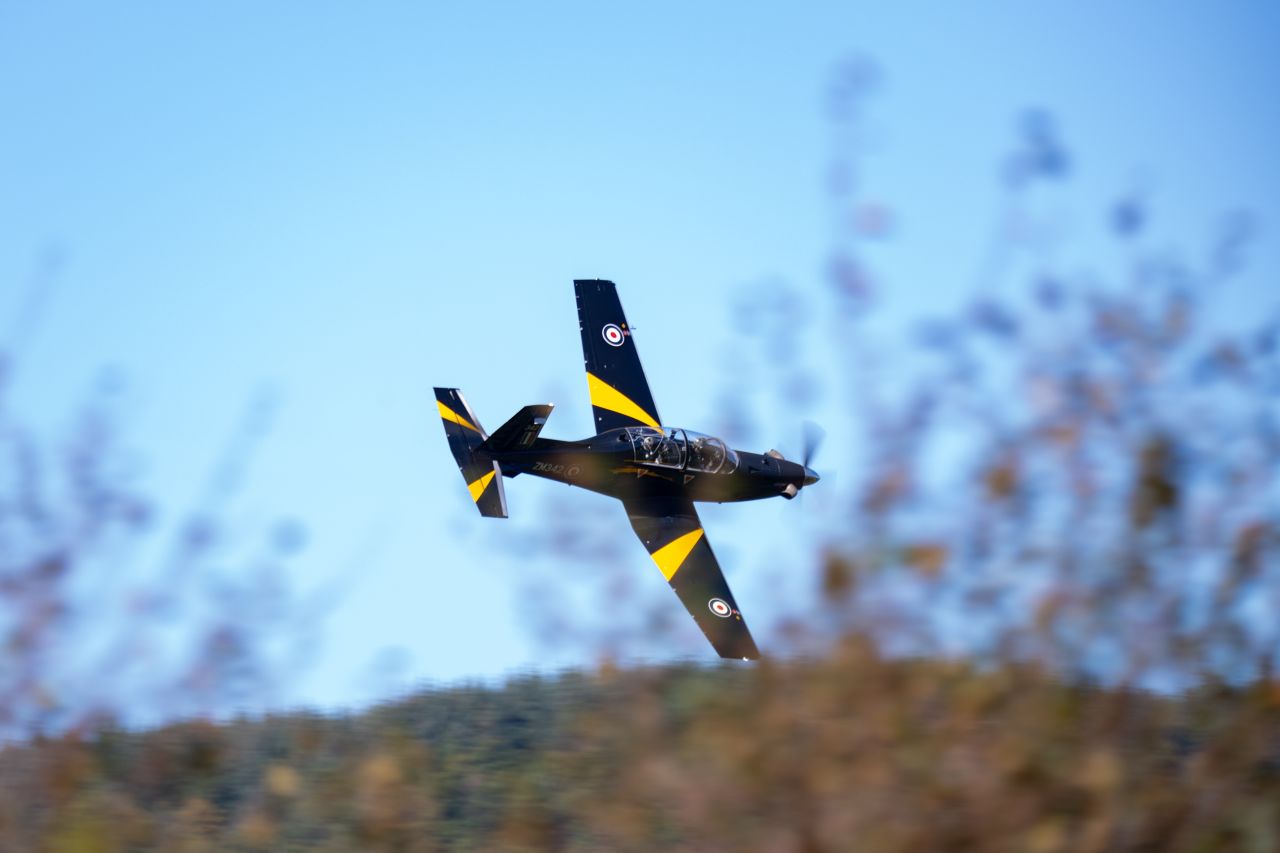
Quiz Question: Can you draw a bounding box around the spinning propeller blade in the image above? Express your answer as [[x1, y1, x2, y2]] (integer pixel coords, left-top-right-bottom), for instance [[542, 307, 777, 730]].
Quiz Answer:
[[802, 420, 826, 469], [783, 421, 824, 491]]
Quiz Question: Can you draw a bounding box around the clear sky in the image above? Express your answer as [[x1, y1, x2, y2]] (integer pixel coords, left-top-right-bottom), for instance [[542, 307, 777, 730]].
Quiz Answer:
[[2, 2, 1278, 714]]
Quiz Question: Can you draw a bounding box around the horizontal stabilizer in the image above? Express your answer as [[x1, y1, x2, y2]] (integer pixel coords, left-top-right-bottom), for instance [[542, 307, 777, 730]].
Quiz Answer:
[[479, 404, 554, 453]]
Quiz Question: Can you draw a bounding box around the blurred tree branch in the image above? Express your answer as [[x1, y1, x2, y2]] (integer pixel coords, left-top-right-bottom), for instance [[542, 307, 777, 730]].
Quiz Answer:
[[0, 270, 313, 738]]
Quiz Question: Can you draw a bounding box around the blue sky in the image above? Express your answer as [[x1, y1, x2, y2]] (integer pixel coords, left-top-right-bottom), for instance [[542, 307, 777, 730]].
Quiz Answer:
[[2, 2, 1278, 713]]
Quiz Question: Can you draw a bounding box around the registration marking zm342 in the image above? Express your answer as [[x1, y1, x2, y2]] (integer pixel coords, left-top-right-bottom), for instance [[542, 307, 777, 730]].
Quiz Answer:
[[532, 461, 580, 477]]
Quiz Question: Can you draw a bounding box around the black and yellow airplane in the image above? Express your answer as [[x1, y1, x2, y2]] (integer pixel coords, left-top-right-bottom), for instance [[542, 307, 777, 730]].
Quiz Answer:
[[434, 280, 819, 660]]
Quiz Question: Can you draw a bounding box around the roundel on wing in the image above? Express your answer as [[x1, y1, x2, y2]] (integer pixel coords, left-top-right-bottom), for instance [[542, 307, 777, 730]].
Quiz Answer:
[[708, 598, 732, 618], [602, 324, 625, 347]]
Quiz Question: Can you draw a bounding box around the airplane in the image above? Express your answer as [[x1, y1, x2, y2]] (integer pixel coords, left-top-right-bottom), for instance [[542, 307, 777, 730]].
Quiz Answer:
[[434, 279, 820, 660]]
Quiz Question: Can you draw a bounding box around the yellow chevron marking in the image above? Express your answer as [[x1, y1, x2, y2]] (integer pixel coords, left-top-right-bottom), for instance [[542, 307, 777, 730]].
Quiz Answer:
[[650, 528, 704, 581], [467, 469, 496, 502], [438, 400, 480, 432], [586, 372, 659, 429]]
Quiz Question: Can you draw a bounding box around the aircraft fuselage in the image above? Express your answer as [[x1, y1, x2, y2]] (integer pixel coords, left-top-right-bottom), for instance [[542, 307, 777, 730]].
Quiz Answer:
[[493, 430, 816, 504]]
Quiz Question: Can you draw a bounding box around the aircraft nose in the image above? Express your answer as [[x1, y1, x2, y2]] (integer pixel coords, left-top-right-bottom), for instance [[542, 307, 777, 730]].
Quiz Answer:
[[803, 466, 820, 487]]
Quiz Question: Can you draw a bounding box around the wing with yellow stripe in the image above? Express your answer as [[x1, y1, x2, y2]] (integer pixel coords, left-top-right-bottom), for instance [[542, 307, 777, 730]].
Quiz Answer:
[[623, 497, 760, 660], [575, 280, 663, 434]]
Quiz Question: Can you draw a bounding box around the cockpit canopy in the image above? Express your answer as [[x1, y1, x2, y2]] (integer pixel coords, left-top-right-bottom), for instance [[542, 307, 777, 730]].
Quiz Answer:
[[620, 426, 738, 474]]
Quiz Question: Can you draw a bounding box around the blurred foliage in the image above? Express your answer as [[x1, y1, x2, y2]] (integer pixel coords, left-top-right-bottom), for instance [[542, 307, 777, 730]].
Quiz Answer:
[[5, 56, 1280, 850], [0, 276, 312, 737], [807, 67, 1280, 692]]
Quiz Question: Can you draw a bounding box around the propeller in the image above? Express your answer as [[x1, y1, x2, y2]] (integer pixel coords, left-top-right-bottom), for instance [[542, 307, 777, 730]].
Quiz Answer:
[[778, 421, 824, 498], [801, 420, 825, 470]]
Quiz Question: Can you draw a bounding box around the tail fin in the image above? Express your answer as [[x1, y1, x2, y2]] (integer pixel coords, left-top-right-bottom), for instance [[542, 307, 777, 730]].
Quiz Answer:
[[479, 404, 554, 453], [434, 387, 507, 518]]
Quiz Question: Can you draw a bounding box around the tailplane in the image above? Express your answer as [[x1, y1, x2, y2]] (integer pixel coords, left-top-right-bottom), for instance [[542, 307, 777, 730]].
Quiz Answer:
[[479, 404, 554, 453], [434, 387, 507, 518]]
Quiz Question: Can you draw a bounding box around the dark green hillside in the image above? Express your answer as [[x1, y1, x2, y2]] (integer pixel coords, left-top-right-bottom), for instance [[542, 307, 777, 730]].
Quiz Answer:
[[3, 654, 1277, 852]]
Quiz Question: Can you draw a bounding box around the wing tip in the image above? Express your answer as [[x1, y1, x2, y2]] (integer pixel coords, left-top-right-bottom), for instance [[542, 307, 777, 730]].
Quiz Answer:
[[718, 643, 761, 661]]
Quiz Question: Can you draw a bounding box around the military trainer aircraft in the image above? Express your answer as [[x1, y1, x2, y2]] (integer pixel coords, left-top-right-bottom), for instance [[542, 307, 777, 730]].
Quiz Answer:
[[434, 279, 820, 660]]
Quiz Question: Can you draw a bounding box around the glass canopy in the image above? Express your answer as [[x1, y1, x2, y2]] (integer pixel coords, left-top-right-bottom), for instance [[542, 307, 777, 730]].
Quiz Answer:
[[623, 427, 738, 474]]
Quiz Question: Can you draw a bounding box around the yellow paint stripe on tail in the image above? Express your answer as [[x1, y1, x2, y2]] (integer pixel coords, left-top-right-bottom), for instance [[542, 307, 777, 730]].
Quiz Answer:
[[650, 528, 704, 581], [438, 400, 480, 432], [586, 372, 660, 429], [467, 470, 496, 502]]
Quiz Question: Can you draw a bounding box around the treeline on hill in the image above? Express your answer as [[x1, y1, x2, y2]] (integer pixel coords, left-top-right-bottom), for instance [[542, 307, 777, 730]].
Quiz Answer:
[[2, 652, 1277, 852]]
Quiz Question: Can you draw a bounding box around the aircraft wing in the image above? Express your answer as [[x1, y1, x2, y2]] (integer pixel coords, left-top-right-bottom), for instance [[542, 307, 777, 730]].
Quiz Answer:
[[575, 279, 663, 434], [623, 497, 760, 660]]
